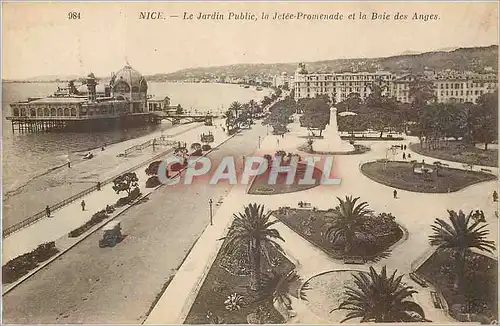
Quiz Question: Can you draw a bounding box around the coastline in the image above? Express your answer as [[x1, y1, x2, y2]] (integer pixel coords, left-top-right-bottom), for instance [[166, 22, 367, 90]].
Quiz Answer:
[[2, 120, 208, 229]]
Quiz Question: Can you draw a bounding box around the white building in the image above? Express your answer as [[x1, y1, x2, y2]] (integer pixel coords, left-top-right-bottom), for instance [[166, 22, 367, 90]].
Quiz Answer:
[[293, 63, 392, 103], [293, 63, 498, 104]]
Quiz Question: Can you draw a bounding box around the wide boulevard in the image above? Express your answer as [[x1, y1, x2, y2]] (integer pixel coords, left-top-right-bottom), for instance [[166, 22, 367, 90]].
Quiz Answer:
[[3, 124, 268, 323]]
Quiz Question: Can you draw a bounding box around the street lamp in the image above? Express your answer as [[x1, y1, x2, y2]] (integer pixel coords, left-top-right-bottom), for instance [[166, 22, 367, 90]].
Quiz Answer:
[[209, 198, 213, 226], [258, 136, 261, 149]]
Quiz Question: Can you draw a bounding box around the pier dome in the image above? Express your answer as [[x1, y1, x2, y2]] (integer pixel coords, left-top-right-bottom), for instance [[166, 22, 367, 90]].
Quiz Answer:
[[111, 64, 148, 93]]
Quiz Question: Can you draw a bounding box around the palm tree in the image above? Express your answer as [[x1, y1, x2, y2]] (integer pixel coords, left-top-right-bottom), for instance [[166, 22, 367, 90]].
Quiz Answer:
[[220, 203, 285, 291], [429, 210, 495, 291], [324, 196, 372, 254], [332, 266, 428, 323], [229, 101, 243, 120]]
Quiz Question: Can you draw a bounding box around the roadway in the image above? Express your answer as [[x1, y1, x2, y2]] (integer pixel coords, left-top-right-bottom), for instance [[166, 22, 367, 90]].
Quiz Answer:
[[2, 124, 268, 324]]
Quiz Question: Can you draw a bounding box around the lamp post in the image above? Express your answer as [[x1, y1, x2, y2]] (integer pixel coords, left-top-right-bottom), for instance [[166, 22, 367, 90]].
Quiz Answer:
[[258, 136, 261, 149], [209, 198, 213, 226]]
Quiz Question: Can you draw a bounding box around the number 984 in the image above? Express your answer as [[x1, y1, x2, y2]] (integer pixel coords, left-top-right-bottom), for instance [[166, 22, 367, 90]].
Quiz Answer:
[[68, 12, 81, 19]]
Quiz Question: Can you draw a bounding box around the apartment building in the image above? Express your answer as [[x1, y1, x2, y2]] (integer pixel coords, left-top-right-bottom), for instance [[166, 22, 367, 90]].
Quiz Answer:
[[292, 63, 497, 104]]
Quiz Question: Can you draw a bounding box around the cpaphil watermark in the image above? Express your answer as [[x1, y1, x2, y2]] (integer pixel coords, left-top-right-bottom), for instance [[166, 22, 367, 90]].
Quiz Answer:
[[157, 155, 341, 186]]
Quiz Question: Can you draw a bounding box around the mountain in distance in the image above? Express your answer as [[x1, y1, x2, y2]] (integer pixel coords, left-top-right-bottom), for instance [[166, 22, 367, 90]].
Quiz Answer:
[[4, 45, 498, 83], [147, 45, 498, 81]]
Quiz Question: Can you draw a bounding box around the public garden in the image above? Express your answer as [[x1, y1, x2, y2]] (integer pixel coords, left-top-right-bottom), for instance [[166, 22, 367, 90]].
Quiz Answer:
[[169, 91, 498, 324]]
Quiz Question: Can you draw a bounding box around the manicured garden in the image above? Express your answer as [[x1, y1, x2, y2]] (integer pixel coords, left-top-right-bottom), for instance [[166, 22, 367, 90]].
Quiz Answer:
[[2, 241, 60, 284], [247, 152, 324, 195], [361, 160, 496, 193], [298, 143, 370, 155], [417, 249, 497, 323], [410, 142, 498, 167], [419, 209, 497, 323], [274, 197, 403, 261], [185, 203, 297, 324]]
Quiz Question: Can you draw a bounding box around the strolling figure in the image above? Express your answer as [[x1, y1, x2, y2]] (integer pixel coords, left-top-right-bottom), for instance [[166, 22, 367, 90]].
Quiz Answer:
[[81, 200, 86, 211], [404, 144, 407, 150], [45, 205, 51, 218], [402, 152, 406, 160], [97, 181, 101, 191], [408, 153, 411, 159], [493, 190, 498, 202], [393, 189, 398, 199]]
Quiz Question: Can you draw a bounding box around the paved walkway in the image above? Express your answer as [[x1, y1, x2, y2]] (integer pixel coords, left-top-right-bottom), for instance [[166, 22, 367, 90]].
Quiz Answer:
[[3, 120, 227, 263], [144, 118, 497, 324]]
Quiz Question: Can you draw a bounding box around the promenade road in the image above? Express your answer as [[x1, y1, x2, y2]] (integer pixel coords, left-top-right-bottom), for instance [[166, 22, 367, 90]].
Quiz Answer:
[[2, 124, 268, 324], [3, 121, 205, 229]]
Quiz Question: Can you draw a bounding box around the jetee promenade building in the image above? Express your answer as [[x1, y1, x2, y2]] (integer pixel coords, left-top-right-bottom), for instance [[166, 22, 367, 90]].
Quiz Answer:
[[7, 64, 158, 132], [290, 63, 498, 104]]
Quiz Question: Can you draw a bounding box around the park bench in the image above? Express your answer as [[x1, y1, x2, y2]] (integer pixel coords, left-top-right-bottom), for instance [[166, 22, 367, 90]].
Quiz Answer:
[[481, 168, 492, 173], [344, 256, 365, 264], [409, 272, 428, 287], [430, 291, 443, 309]]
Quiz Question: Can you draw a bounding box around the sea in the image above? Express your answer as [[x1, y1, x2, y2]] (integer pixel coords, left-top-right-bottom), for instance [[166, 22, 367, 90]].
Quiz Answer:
[[1, 82, 271, 193]]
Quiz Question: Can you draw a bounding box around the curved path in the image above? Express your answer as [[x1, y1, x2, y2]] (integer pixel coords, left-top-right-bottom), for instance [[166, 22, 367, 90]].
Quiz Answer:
[[242, 120, 497, 323]]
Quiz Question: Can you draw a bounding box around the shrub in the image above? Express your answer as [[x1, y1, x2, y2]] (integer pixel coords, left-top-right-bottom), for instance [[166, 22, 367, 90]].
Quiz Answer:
[[202, 144, 212, 151], [2, 241, 59, 284], [69, 210, 109, 237], [146, 176, 161, 188], [190, 149, 203, 157], [171, 162, 183, 172]]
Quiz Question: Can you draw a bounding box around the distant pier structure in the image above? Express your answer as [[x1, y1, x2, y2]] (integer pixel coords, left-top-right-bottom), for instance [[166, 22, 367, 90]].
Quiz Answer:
[[7, 64, 160, 133]]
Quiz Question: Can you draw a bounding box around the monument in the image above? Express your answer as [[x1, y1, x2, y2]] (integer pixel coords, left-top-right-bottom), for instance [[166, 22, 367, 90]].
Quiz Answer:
[[310, 107, 355, 153]]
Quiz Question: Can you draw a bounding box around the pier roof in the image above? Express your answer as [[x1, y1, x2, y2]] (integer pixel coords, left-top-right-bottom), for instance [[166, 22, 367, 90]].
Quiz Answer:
[[27, 97, 87, 104]]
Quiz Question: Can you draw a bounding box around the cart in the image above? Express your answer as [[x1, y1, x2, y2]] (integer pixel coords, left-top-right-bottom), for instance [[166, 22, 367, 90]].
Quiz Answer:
[[99, 220, 122, 248]]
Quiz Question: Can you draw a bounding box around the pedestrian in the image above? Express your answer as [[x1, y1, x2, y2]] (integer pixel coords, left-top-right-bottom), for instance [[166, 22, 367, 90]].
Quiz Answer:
[[101, 146, 105, 151], [67, 161, 71, 168], [45, 205, 51, 218], [400, 144, 404, 150], [281, 133, 284, 138], [393, 189, 398, 199], [97, 181, 101, 191], [493, 190, 498, 202], [403, 152, 406, 160], [408, 153, 411, 159], [81, 200, 86, 211], [404, 144, 407, 150], [277, 138, 280, 146]]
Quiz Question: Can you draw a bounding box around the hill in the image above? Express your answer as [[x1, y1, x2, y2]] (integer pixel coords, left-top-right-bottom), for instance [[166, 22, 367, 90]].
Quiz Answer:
[[146, 45, 498, 81]]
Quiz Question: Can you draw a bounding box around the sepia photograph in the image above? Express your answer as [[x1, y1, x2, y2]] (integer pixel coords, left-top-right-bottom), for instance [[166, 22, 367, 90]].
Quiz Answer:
[[1, 1, 499, 324]]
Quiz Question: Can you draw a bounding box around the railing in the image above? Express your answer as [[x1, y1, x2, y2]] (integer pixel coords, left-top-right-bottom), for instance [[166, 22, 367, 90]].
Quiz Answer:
[[2, 145, 176, 238], [3, 113, 209, 237]]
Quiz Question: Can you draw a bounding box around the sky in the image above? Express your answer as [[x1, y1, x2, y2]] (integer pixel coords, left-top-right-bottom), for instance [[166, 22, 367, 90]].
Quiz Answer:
[[2, 1, 499, 79]]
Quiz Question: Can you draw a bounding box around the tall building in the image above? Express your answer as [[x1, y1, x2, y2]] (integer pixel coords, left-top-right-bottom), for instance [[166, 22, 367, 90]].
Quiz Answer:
[[293, 63, 392, 103], [293, 63, 498, 104]]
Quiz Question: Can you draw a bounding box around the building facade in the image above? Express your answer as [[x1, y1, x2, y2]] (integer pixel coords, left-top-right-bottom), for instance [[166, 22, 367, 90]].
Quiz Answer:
[[293, 63, 393, 103], [292, 63, 498, 104]]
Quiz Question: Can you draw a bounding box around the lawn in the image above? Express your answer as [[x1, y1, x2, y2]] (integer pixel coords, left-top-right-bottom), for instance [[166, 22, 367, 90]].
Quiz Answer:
[[184, 236, 295, 324], [297, 143, 371, 155], [417, 248, 498, 323], [274, 208, 403, 261], [361, 161, 496, 193], [247, 164, 323, 195], [410, 142, 498, 167]]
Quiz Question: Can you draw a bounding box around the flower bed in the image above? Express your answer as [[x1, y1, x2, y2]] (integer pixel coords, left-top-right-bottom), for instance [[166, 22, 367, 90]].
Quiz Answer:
[[274, 208, 403, 260], [184, 237, 295, 324], [410, 142, 498, 167], [416, 248, 498, 323], [298, 143, 370, 155], [2, 241, 60, 284], [361, 161, 496, 193], [68, 209, 109, 238], [247, 163, 323, 195]]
